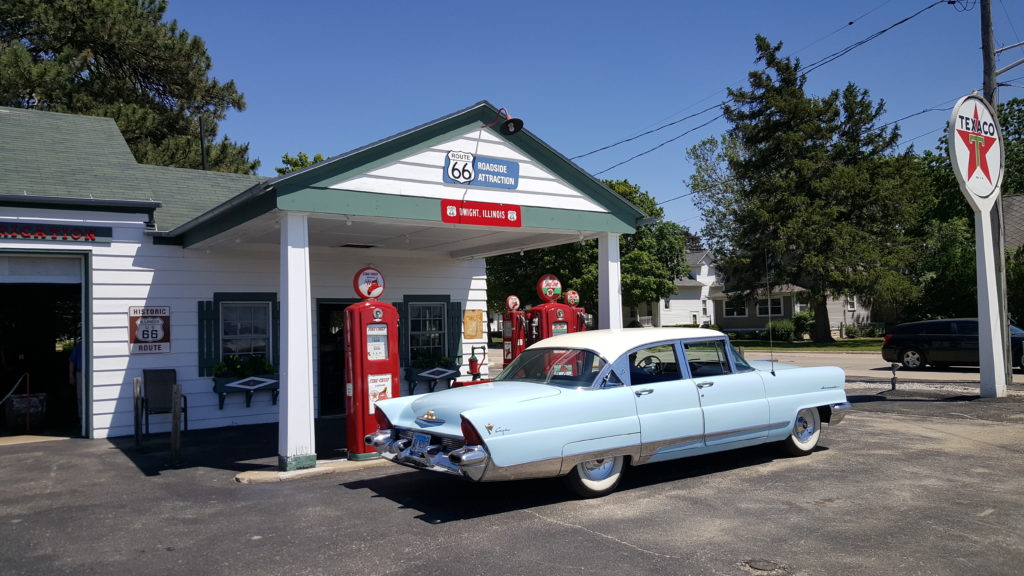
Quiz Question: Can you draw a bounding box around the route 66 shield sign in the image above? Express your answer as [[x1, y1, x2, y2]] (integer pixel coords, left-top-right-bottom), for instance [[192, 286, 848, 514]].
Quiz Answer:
[[444, 151, 475, 184]]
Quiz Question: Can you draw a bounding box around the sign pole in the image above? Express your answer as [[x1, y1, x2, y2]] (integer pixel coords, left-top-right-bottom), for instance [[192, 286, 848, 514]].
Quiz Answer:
[[974, 206, 1007, 397], [948, 93, 1007, 398]]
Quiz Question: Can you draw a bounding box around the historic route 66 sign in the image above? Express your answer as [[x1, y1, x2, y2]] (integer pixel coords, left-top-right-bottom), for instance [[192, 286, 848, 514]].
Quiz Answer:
[[136, 316, 164, 342], [445, 151, 475, 184], [129, 306, 171, 353]]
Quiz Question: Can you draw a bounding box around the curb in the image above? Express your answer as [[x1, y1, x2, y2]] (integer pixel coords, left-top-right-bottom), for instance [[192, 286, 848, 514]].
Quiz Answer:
[[235, 456, 391, 484]]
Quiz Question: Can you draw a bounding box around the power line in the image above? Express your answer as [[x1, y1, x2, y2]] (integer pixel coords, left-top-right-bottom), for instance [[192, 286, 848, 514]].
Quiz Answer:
[[569, 104, 722, 161], [592, 113, 724, 176], [586, 1, 954, 176], [802, 1, 949, 76]]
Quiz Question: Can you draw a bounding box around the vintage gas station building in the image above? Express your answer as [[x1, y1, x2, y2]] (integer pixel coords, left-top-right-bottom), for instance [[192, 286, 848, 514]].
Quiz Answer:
[[0, 101, 646, 468]]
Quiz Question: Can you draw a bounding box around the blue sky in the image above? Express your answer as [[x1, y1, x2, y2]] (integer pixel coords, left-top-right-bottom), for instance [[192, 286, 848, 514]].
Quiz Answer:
[[163, 1, 1024, 236]]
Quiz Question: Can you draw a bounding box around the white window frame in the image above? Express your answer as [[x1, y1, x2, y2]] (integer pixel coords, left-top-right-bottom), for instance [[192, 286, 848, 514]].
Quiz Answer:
[[757, 297, 783, 317], [220, 301, 272, 362], [846, 295, 857, 311]]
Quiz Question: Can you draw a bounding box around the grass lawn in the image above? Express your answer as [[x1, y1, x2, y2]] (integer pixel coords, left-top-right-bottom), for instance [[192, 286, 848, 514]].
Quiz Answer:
[[732, 338, 883, 352]]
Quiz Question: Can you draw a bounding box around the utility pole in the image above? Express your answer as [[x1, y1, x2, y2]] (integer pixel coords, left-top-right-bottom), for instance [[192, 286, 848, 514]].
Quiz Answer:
[[980, 0, 1011, 393], [979, 0, 1024, 389]]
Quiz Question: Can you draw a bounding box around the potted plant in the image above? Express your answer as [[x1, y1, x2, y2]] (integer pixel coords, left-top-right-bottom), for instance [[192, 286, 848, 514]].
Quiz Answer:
[[211, 355, 279, 409]]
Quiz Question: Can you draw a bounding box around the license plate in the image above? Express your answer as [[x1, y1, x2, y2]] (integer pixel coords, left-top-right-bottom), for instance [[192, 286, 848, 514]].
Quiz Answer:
[[411, 433, 430, 455]]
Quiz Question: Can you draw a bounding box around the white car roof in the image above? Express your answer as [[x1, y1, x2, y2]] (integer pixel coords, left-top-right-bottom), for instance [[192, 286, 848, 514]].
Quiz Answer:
[[526, 327, 727, 361]]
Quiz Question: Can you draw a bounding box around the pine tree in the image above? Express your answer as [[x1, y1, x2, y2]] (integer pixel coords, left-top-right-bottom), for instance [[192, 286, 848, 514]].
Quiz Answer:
[[0, 0, 258, 173]]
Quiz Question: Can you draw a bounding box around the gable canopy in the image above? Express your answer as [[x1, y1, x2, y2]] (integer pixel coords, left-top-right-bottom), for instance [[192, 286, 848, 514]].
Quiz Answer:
[[158, 101, 647, 257]]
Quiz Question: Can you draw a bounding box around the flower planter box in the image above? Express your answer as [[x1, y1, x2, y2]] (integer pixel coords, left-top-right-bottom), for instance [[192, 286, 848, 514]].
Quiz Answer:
[[211, 375, 279, 409]]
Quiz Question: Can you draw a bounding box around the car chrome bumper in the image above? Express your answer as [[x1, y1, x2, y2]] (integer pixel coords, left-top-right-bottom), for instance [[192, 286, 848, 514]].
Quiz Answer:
[[828, 402, 853, 425], [364, 430, 489, 481]]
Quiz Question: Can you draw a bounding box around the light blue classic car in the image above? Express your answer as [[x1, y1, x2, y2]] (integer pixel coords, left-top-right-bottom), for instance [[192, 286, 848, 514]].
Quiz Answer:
[[366, 328, 851, 497]]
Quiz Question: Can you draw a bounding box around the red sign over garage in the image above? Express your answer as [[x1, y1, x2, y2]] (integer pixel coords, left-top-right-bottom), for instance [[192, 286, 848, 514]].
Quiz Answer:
[[441, 199, 521, 227]]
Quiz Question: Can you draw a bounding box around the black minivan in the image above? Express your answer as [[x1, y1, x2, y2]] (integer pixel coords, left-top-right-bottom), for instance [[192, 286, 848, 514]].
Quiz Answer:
[[881, 318, 1024, 369]]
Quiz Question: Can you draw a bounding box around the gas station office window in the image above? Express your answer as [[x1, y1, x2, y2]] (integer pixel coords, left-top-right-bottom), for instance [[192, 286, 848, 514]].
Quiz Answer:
[[221, 301, 272, 360], [409, 302, 446, 362]]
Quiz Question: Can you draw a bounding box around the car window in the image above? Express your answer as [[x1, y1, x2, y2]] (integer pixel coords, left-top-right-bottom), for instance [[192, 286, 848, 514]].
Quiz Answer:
[[923, 322, 954, 335], [496, 347, 606, 388], [683, 340, 733, 377], [955, 321, 979, 336], [627, 343, 682, 385], [729, 343, 756, 372]]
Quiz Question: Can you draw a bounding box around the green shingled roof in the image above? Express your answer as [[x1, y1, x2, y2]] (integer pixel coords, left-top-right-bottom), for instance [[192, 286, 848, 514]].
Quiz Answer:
[[0, 106, 264, 230]]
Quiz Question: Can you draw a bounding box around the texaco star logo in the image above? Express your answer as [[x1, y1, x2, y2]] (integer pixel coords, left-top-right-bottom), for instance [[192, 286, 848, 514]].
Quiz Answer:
[[955, 103, 998, 184]]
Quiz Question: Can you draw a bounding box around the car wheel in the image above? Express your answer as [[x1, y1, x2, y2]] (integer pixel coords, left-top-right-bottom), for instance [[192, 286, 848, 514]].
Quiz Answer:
[[782, 407, 821, 457], [899, 348, 926, 370], [564, 456, 625, 498]]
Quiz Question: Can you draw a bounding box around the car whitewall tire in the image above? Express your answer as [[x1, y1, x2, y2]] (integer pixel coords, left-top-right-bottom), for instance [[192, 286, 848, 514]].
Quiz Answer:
[[782, 407, 821, 457], [564, 456, 625, 498]]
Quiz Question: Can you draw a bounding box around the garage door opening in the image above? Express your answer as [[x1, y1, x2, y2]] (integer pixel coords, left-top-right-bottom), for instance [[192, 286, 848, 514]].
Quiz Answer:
[[0, 283, 83, 438]]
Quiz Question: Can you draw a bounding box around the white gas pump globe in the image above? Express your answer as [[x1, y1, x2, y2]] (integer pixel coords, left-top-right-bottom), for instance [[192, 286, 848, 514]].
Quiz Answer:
[[948, 94, 1004, 210]]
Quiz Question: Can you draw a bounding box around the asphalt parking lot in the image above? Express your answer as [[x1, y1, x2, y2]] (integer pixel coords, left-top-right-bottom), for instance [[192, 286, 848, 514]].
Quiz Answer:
[[1, 373, 1022, 576]]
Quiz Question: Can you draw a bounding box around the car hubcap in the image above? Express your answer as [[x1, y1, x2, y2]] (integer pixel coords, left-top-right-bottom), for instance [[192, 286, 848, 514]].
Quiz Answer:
[[794, 411, 818, 443], [580, 458, 614, 480], [903, 351, 921, 368]]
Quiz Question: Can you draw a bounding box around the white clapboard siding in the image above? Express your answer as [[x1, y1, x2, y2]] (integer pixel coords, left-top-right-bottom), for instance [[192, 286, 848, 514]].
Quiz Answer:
[[4, 208, 489, 439], [329, 129, 609, 214]]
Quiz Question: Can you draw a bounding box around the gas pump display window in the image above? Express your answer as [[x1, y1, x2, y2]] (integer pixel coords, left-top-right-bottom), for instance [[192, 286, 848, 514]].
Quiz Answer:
[[496, 347, 607, 388], [366, 324, 389, 360], [551, 321, 569, 336]]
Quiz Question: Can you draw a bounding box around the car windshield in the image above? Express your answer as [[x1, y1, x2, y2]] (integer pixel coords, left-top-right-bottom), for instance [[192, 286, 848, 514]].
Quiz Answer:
[[495, 347, 607, 388], [1012, 325, 1024, 336]]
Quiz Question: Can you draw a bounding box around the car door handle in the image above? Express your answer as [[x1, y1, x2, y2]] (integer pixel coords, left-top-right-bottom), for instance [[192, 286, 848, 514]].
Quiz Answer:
[[634, 389, 654, 396], [696, 381, 714, 389]]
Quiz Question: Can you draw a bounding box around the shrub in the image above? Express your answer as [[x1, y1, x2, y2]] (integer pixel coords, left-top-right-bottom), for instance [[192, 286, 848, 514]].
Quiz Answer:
[[793, 310, 814, 337], [626, 319, 644, 328], [763, 319, 795, 341]]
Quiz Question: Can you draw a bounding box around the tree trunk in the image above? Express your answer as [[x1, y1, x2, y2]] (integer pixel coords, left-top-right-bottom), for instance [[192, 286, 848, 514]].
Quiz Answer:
[[811, 294, 834, 343]]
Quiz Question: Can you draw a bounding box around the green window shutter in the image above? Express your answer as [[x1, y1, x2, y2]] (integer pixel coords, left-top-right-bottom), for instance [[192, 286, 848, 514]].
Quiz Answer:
[[446, 301, 463, 363], [197, 300, 216, 377], [393, 301, 408, 367]]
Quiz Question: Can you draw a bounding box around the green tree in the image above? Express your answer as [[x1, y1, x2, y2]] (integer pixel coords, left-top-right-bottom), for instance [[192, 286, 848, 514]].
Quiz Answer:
[[689, 36, 927, 341], [998, 98, 1024, 197], [0, 0, 258, 173], [485, 179, 693, 325], [275, 152, 327, 175]]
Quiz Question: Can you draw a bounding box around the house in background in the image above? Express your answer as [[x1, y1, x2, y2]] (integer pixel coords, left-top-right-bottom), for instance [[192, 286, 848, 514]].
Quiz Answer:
[[711, 282, 872, 337], [656, 250, 723, 327]]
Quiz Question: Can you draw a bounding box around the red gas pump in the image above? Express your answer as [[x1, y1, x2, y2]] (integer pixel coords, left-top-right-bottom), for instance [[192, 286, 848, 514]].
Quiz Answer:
[[344, 267, 400, 460], [525, 274, 586, 347], [565, 289, 589, 334], [502, 294, 527, 363]]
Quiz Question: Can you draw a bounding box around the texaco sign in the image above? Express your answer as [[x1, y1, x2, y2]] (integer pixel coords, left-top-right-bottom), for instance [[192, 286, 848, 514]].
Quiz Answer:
[[948, 94, 1004, 210]]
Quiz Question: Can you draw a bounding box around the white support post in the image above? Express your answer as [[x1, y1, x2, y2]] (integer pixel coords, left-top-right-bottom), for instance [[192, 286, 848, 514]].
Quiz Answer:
[[598, 232, 623, 329], [974, 209, 1008, 397], [278, 213, 317, 470]]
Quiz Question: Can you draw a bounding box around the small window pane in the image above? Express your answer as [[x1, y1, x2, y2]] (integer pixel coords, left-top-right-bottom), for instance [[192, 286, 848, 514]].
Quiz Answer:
[[221, 302, 271, 360], [409, 302, 447, 364]]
